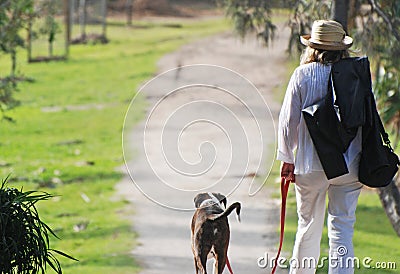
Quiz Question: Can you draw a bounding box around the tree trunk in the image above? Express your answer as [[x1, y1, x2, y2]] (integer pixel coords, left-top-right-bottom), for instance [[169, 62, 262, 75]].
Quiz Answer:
[[11, 50, 16, 77], [331, 0, 349, 32], [126, 0, 133, 26], [64, 0, 71, 58], [49, 41, 53, 57], [27, 16, 33, 62], [347, 0, 358, 31], [378, 179, 400, 236], [79, 0, 87, 40], [101, 0, 107, 38]]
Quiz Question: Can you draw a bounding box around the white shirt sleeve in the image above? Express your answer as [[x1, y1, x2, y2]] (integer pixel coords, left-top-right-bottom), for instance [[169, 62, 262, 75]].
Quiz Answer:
[[277, 68, 302, 164]]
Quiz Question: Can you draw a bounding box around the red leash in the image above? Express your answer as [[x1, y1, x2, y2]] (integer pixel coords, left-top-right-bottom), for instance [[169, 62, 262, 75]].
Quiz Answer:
[[226, 256, 234, 274], [271, 177, 291, 274]]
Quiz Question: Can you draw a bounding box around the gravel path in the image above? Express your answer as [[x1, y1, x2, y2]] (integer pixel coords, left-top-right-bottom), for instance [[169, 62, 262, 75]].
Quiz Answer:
[[117, 21, 291, 274]]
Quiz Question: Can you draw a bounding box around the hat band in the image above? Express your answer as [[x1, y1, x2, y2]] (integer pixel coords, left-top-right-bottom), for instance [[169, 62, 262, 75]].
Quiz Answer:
[[311, 30, 345, 43]]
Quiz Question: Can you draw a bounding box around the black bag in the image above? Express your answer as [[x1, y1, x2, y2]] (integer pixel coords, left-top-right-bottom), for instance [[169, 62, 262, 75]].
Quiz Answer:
[[302, 57, 399, 184], [302, 72, 358, 179], [358, 116, 400, 188]]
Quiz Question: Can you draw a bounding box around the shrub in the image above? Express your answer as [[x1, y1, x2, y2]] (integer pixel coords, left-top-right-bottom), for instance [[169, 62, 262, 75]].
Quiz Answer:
[[0, 177, 77, 274]]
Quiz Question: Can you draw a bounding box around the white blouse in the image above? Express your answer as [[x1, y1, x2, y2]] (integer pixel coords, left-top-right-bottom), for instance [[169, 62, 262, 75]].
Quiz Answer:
[[277, 62, 362, 175]]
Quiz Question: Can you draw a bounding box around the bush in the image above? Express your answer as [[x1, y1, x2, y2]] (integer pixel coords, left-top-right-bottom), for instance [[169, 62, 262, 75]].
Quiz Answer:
[[0, 177, 77, 274]]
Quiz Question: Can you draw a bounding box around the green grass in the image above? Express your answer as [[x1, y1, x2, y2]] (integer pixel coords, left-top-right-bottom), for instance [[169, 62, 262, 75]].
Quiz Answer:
[[270, 54, 400, 273], [273, 185, 400, 273], [0, 17, 229, 273]]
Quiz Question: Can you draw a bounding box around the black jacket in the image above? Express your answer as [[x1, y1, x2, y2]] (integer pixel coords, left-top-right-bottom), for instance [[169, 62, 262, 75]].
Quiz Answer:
[[302, 57, 388, 179]]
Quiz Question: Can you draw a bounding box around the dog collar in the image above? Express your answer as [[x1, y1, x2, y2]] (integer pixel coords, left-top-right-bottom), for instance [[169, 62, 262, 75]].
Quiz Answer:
[[198, 193, 224, 209], [208, 192, 224, 208], [199, 199, 214, 208]]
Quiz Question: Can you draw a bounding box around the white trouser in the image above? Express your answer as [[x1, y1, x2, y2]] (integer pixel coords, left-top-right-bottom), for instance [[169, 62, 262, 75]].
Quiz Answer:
[[289, 160, 363, 274]]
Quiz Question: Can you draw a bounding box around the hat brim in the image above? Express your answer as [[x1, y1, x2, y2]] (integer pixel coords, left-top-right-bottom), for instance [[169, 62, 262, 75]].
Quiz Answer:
[[300, 34, 353, 51]]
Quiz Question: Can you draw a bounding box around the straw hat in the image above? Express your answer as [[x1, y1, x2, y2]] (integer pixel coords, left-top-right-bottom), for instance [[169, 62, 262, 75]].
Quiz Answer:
[[300, 20, 353, 50]]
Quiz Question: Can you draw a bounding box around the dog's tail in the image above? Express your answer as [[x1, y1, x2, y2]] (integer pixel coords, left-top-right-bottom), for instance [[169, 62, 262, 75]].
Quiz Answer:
[[209, 202, 241, 222]]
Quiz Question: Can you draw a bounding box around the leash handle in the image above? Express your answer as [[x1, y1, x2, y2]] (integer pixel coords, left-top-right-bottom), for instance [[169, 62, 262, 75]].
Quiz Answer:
[[271, 177, 291, 274]]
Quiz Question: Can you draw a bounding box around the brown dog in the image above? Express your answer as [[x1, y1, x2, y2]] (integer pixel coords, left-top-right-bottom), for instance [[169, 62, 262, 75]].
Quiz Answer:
[[191, 192, 241, 274]]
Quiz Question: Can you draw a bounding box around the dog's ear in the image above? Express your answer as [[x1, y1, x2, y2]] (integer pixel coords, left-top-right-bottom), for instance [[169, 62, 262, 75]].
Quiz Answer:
[[194, 193, 208, 208], [213, 193, 227, 208]]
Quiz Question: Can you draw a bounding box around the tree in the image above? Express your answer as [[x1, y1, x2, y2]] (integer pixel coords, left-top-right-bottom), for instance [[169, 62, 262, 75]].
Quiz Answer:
[[331, 0, 349, 31], [0, 0, 34, 76], [0, 0, 35, 120], [219, 0, 400, 236], [217, 0, 276, 46], [37, 0, 61, 58], [358, 0, 400, 236], [0, 77, 19, 122]]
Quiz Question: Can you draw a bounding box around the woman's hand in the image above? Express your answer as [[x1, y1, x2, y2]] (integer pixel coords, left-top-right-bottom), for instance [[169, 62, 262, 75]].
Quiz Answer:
[[280, 162, 295, 182]]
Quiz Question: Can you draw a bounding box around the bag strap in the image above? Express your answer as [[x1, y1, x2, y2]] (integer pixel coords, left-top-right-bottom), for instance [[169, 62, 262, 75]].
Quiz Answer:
[[271, 177, 291, 274], [376, 111, 392, 146], [371, 93, 394, 151]]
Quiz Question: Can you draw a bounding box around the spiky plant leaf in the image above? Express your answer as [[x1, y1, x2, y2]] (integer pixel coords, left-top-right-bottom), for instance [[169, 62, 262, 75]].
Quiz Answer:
[[0, 177, 77, 274]]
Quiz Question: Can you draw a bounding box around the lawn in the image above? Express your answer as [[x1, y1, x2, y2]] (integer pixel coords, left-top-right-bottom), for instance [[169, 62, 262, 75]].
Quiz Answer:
[[0, 17, 229, 273]]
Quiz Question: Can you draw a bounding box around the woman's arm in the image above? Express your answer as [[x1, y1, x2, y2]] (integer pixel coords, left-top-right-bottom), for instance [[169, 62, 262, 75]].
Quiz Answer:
[[277, 69, 302, 167]]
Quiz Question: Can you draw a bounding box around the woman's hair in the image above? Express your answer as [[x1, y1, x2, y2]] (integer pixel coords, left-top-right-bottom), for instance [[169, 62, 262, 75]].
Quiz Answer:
[[300, 46, 349, 65]]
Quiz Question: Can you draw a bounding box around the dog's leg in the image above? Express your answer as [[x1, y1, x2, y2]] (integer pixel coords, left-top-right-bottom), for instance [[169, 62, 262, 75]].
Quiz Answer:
[[194, 253, 208, 274], [199, 254, 208, 274], [194, 257, 200, 274], [217, 256, 227, 274], [196, 244, 211, 274], [214, 248, 227, 274]]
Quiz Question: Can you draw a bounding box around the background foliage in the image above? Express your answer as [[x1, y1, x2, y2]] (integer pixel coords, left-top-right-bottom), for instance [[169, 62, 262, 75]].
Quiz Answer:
[[219, 0, 400, 148]]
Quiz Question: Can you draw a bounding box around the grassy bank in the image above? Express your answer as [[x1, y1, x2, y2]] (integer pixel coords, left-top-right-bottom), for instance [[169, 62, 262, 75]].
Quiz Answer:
[[270, 58, 400, 273], [0, 17, 229, 273]]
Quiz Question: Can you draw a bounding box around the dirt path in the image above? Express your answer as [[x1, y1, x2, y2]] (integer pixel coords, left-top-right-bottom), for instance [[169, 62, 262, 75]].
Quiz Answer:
[[117, 21, 291, 274]]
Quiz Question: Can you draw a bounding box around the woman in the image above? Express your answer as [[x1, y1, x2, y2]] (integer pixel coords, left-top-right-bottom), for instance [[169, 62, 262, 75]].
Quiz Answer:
[[277, 20, 363, 274]]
